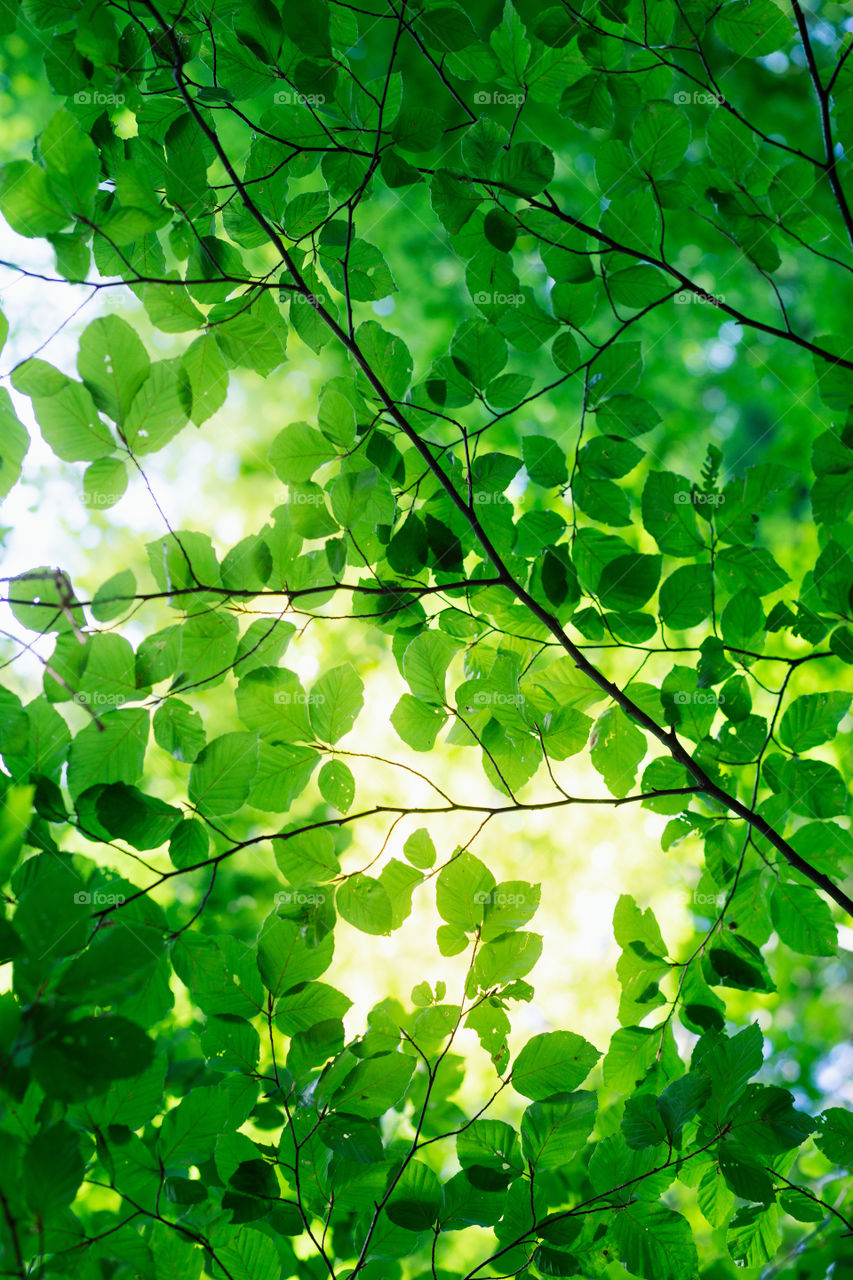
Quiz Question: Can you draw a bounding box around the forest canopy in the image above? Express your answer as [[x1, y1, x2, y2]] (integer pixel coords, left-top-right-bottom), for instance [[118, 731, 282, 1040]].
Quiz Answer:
[[0, 0, 852, 1278]]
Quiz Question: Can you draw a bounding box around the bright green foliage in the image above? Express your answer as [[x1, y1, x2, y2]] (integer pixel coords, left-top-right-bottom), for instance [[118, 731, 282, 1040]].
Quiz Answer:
[[1, 1, 853, 1278]]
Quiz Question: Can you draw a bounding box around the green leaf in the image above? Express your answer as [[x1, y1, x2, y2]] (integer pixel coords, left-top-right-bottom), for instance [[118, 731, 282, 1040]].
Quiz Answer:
[[490, 1, 531, 82], [622, 1093, 667, 1148], [614, 893, 667, 957], [57, 919, 165, 1005], [0, 160, 68, 236], [124, 360, 191, 453], [275, 826, 340, 883], [708, 108, 758, 177], [551, 330, 580, 373], [257, 912, 334, 997], [67, 708, 149, 799], [499, 142, 555, 196], [318, 383, 357, 448], [387, 1160, 443, 1229], [0, 784, 34, 885], [589, 341, 643, 404], [403, 827, 436, 869], [715, 0, 792, 55], [146, 530, 221, 603], [706, 933, 776, 992], [83, 455, 127, 510], [153, 698, 206, 763], [391, 694, 447, 750], [778, 691, 851, 752], [727, 1083, 813, 1154], [86, 1055, 168, 1131], [778, 1187, 825, 1222], [95, 783, 182, 849], [450, 318, 507, 388], [332, 1051, 415, 1117], [720, 590, 764, 648], [403, 631, 460, 705], [216, 1227, 281, 1280], [23, 1120, 84, 1216], [318, 759, 355, 811], [355, 320, 413, 399], [573, 473, 631, 526], [816, 1107, 853, 1165], [596, 394, 661, 439], [658, 1071, 712, 1141], [613, 1202, 698, 1280], [0, 389, 29, 499], [458, 1117, 522, 1178], [641, 472, 702, 556], [328, 464, 396, 528], [607, 265, 670, 309], [309, 663, 364, 742], [697, 1162, 735, 1228], [590, 707, 646, 797], [660, 564, 713, 629], [188, 732, 259, 816], [337, 874, 393, 935], [157, 1077, 259, 1166], [235, 618, 295, 674], [282, 0, 331, 57], [597, 553, 661, 611], [169, 818, 208, 869], [470, 931, 542, 990], [431, 167, 482, 233], [512, 1030, 601, 1100], [631, 101, 690, 175], [235, 667, 311, 742], [436, 850, 495, 932], [523, 435, 568, 487], [172, 933, 264, 1018], [521, 1091, 597, 1170], [481, 880, 541, 940], [39, 108, 99, 214], [251, 741, 319, 813], [182, 330, 229, 424], [770, 881, 837, 956], [270, 422, 336, 482], [418, 6, 476, 52], [30, 377, 114, 462], [32, 1014, 155, 1102], [726, 1204, 782, 1268], [275, 981, 352, 1035], [716, 545, 789, 595], [77, 315, 150, 424]]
